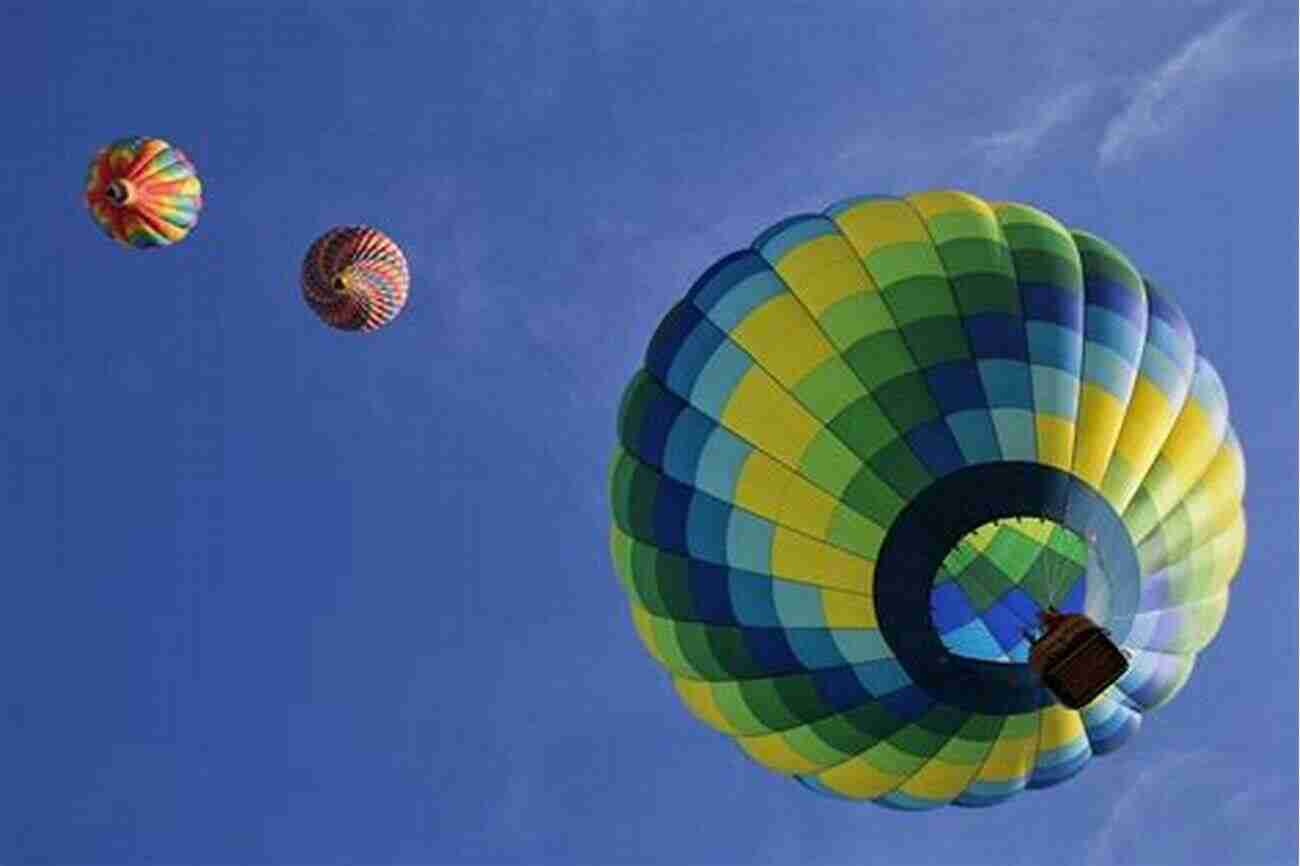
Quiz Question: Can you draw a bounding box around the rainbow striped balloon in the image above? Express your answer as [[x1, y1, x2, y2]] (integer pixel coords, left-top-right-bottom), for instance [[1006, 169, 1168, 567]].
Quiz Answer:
[[84, 137, 202, 249], [301, 226, 410, 333]]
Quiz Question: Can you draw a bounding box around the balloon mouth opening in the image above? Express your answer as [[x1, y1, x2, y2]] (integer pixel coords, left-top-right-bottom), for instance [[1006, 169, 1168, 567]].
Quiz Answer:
[[929, 517, 1089, 665], [874, 462, 1139, 715], [105, 180, 133, 206], [332, 275, 351, 296]]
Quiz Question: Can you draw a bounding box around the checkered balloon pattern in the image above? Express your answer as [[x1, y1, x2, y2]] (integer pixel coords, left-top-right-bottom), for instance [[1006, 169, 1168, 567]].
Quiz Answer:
[[84, 137, 203, 249], [609, 191, 1245, 809], [301, 226, 410, 332]]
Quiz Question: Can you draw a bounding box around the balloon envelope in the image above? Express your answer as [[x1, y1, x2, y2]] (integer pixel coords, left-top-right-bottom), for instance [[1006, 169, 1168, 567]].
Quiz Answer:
[[609, 190, 1245, 809], [301, 226, 410, 332], [84, 136, 202, 249]]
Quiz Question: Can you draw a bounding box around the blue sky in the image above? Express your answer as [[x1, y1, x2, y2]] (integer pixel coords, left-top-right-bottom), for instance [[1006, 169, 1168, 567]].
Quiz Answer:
[[1, 2, 1295, 864]]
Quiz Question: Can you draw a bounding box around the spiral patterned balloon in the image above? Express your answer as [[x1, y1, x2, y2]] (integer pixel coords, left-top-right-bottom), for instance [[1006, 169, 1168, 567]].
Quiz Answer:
[[301, 226, 410, 333], [84, 137, 202, 249], [609, 190, 1246, 809]]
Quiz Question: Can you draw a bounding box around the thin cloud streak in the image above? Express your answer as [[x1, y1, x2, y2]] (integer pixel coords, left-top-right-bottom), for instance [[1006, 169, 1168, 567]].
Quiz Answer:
[[972, 83, 1095, 170], [1097, 7, 1288, 167], [1084, 749, 1297, 866], [1084, 749, 1215, 866]]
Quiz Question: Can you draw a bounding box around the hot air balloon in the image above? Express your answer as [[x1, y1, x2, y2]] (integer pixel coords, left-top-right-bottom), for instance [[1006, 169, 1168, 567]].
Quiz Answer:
[[84, 137, 202, 249], [301, 226, 410, 332], [609, 190, 1245, 809]]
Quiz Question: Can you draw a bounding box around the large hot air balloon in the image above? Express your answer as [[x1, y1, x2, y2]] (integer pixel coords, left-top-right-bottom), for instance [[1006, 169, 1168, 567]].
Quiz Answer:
[[609, 191, 1245, 809], [84, 137, 203, 249], [301, 226, 410, 332]]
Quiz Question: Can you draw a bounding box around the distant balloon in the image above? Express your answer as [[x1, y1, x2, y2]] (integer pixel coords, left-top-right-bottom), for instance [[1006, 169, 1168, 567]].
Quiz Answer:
[[301, 226, 410, 332], [84, 137, 202, 249], [609, 189, 1246, 810]]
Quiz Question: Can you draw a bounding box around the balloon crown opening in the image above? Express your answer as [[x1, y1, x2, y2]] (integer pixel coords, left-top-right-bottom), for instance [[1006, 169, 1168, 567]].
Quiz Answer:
[[105, 179, 134, 206]]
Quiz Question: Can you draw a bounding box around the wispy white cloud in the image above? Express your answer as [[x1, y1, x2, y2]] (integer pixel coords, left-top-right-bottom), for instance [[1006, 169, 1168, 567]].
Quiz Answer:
[[1098, 7, 1293, 167], [972, 83, 1095, 171], [1085, 748, 1297, 866], [1085, 748, 1214, 866], [1220, 775, 1292, 823]]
